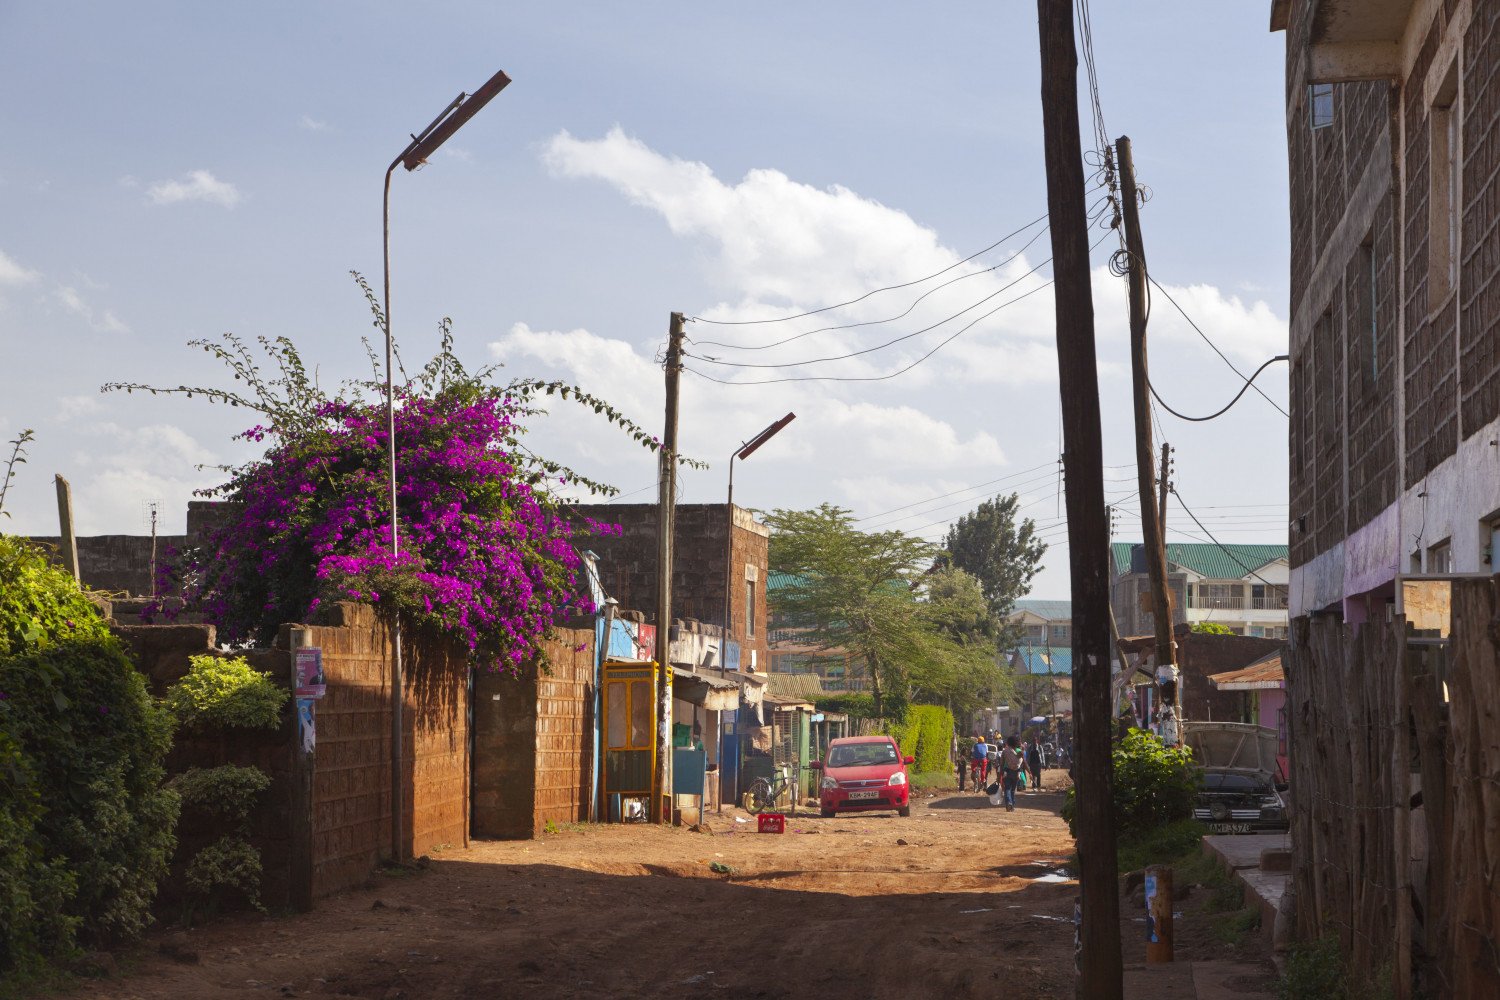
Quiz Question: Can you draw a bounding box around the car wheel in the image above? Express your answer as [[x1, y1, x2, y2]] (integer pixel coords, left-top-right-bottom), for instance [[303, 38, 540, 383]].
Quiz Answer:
[[820, 808, 835, 818], [898, 806, 911, 818]]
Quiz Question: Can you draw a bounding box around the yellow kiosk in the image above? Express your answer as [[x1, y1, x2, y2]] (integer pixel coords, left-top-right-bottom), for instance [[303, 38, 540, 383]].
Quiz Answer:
[[601, 658, 660, 821]]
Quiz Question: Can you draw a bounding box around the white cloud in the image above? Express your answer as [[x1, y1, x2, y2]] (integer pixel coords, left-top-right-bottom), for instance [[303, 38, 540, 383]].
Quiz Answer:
[[298, 115, 327, 131], [0, 249, 39, 287], [440, 146, 473, 163], [70, 421, 222, 535], [55, 284, 130, 334], [147, 170, 242, 208], [57, 395, 103, 421]]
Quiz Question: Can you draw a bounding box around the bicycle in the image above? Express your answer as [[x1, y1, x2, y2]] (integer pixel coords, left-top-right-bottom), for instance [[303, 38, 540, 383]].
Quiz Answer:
[[742, 766, 802, 815]]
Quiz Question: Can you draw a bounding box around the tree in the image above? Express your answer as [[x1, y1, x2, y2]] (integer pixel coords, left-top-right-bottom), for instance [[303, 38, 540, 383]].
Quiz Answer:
[[104, 278, 676, 670], [942, 493, 1048, 645], [1191, 621, 1233, 635], [765, 505, 1001, 719]]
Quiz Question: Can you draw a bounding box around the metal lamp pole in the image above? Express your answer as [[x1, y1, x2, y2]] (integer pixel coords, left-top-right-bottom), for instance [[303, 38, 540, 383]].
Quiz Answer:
[[720, 413, 795, 812], [380, 68, 511, 863]]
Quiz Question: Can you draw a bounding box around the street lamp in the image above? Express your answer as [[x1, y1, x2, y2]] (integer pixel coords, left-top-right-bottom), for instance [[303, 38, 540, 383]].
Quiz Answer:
[[719, 413, 793, 813], [381, 69, 511, 864]]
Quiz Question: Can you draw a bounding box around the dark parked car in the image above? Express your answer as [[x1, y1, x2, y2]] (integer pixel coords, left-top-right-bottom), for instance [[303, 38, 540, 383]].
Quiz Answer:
[[1184, 722, 1288, 835]]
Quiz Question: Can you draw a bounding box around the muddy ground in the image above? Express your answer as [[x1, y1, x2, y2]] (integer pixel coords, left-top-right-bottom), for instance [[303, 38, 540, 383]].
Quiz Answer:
[[67, 772, 1274, 1000]]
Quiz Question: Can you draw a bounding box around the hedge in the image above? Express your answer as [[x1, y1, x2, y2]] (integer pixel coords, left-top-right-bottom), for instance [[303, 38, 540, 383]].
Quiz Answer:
[[884, 704, 954, 775], [0, 637, 178, 964]]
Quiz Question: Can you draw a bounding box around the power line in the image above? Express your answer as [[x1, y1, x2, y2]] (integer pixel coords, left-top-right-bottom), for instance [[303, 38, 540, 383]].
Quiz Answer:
[[688, 212, 1049, 327], [684, 230, 1113, 387], [692, 225, 1052, 352], [1150, 355, 1289, 422], [1145, 273, 1289, 418], [1169, 486, 1284, 588], [687, 249, 1058, 370], [853, 460, 1056, 523]]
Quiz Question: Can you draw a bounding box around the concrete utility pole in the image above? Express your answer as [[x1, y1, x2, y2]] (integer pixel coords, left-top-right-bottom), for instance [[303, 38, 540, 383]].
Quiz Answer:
[[1036, 1, 1122, 994], [1117, 136, 1179, 694], [54, 475, 79, 584], [653, 312, 686, 824], [1158, 441, 1172, 537]]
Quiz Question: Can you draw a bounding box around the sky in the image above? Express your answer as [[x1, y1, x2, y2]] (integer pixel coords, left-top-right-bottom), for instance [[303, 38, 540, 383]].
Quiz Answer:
[[0, 3, 1291, 600]]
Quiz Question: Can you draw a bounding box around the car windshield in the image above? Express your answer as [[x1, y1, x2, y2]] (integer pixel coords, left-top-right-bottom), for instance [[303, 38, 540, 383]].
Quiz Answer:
[[827, 742, 899, 768], [1200, 772, 1269, 794]]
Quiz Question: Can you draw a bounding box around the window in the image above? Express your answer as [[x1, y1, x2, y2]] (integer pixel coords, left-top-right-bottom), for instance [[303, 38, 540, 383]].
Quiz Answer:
[[1357, 235, 1378, 383], [1050, 624, 1071, 642], [1309, 83, 1334, 130], [1428, 539, 1452, 574], [1430, 61, 1460, 302], [745, 577, 756, 638]]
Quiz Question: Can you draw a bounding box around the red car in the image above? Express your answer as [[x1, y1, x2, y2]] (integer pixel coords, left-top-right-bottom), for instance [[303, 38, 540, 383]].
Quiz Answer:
[[813, 735, 914, 818]]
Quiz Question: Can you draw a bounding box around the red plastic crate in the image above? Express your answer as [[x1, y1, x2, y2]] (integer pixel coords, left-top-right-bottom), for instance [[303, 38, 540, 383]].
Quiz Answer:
[[757, 812, 786, 834]]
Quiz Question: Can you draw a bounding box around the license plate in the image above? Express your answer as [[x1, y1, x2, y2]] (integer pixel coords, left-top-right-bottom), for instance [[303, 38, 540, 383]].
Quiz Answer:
[[1208, 822, 1251, 834], [848, 790, 879, 800]]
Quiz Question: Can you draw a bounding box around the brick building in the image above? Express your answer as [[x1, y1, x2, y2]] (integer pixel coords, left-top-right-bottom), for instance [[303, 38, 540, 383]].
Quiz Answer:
[[567, 503, 771, 672], [1273, 0, 1500, 617]]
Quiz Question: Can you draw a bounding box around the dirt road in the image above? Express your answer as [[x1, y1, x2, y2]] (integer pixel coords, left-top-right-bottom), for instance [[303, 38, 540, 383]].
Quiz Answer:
[[84, 779, 1085, 1000]]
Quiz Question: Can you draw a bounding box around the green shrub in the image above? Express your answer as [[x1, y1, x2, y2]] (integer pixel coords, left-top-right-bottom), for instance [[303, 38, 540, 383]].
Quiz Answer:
[[170, 765, 271, 826], [184, 835, 263, 912], [1278, 933, 1348, 1000], [0, 729, 79, 971], [885, 704, 954, 774], [166, 654, 288, 731], [0, 535, 110, 658], [0, 638, 178, 955], [1061, 728, 1197, 841], [1191, 621, 1234, 635]]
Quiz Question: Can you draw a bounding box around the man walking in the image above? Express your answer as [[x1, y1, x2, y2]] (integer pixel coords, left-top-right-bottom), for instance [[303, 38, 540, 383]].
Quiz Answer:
[[970, 736, 991, 791], [1000, 736, 1023, 811]]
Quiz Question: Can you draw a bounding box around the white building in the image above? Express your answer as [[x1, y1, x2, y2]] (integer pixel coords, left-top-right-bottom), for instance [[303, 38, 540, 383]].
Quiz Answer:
[[1109, 543, 1290, 639]]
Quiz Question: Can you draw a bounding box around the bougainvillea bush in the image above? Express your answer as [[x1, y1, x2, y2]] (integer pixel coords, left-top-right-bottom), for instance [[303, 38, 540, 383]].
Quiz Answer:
[[108, 282, 675, 671]]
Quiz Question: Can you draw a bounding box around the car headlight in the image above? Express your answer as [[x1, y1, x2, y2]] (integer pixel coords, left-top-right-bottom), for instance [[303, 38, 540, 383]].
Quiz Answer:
[[888, 771, 907, 787], [820, 775, 839, 790], [1261, 794, 1282, 808]]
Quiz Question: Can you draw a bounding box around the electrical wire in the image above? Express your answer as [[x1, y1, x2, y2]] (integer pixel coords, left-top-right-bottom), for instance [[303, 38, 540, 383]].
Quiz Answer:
[[684, 230, 1112, 386], [692, 224, 1052, 352], [1146, 274, 1289, 417], [688, 212, 1048, 327], [852, 461, 1056, 523], [1170, 486, 1285, 588], [686, 249, 1059, 370], [1150, 355, 1289, 422]]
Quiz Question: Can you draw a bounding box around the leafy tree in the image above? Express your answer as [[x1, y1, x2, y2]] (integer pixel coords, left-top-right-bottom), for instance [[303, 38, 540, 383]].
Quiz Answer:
[[941, 493, 1048, 644], [766, 505, 1001, 719], [104, 278, 680, 670], [1191, 621, 1234, 635]]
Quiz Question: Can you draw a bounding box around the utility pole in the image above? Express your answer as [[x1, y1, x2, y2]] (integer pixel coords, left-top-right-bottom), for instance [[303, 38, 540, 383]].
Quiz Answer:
[[1117, 135, 1179, 696], [1158, 442, 1172, 537], [653, 312, 686, 824], [54, 475, 79, 584], [1037, 2, 1122, 995]]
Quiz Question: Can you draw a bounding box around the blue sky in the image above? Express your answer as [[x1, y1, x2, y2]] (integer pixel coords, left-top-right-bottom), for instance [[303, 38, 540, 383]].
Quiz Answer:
[[0, 3, 1290, 599]]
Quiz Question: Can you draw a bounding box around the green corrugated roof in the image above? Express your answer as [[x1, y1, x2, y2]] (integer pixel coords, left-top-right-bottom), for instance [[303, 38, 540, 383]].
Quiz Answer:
[[1011, 599, 1071, 621], [767, 570, 804, 593], [1111, 542, 1288, 580]]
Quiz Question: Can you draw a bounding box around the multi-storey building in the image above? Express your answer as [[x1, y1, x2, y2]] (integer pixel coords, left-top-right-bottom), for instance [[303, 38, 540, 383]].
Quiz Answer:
[[1110, 542, 1290, 639], [1273, 0, 1500, 618]]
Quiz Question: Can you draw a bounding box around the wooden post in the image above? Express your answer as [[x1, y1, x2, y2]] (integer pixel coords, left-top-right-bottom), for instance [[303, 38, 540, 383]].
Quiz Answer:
[[1145, 864, 1174, 963], [53, 475, 79, 584], [1117, 136, 1179, 692], [653, 311, 685, 824], [1036, 2, 1123, 995]]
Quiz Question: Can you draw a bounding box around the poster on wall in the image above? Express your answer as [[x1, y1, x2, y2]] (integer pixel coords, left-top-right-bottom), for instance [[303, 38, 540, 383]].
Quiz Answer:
[[296, 698, 316, 754], [294, 647, 325, 698]]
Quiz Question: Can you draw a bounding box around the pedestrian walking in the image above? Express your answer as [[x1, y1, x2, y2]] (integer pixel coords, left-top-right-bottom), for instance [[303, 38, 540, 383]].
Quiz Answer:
[[970, 737, 991, 790], [956, 752, 968, 791], [1025, 739, 1043, 791], [1000, 736, 1023, 811]]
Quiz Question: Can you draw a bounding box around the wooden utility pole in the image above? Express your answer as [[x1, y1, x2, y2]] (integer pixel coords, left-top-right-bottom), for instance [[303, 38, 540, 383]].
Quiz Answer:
[[1157, 442, 1172, 537], [653, 312, 686, 824], [1117, 136, 1178, 687], [1037, 2, 1122, 995]]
